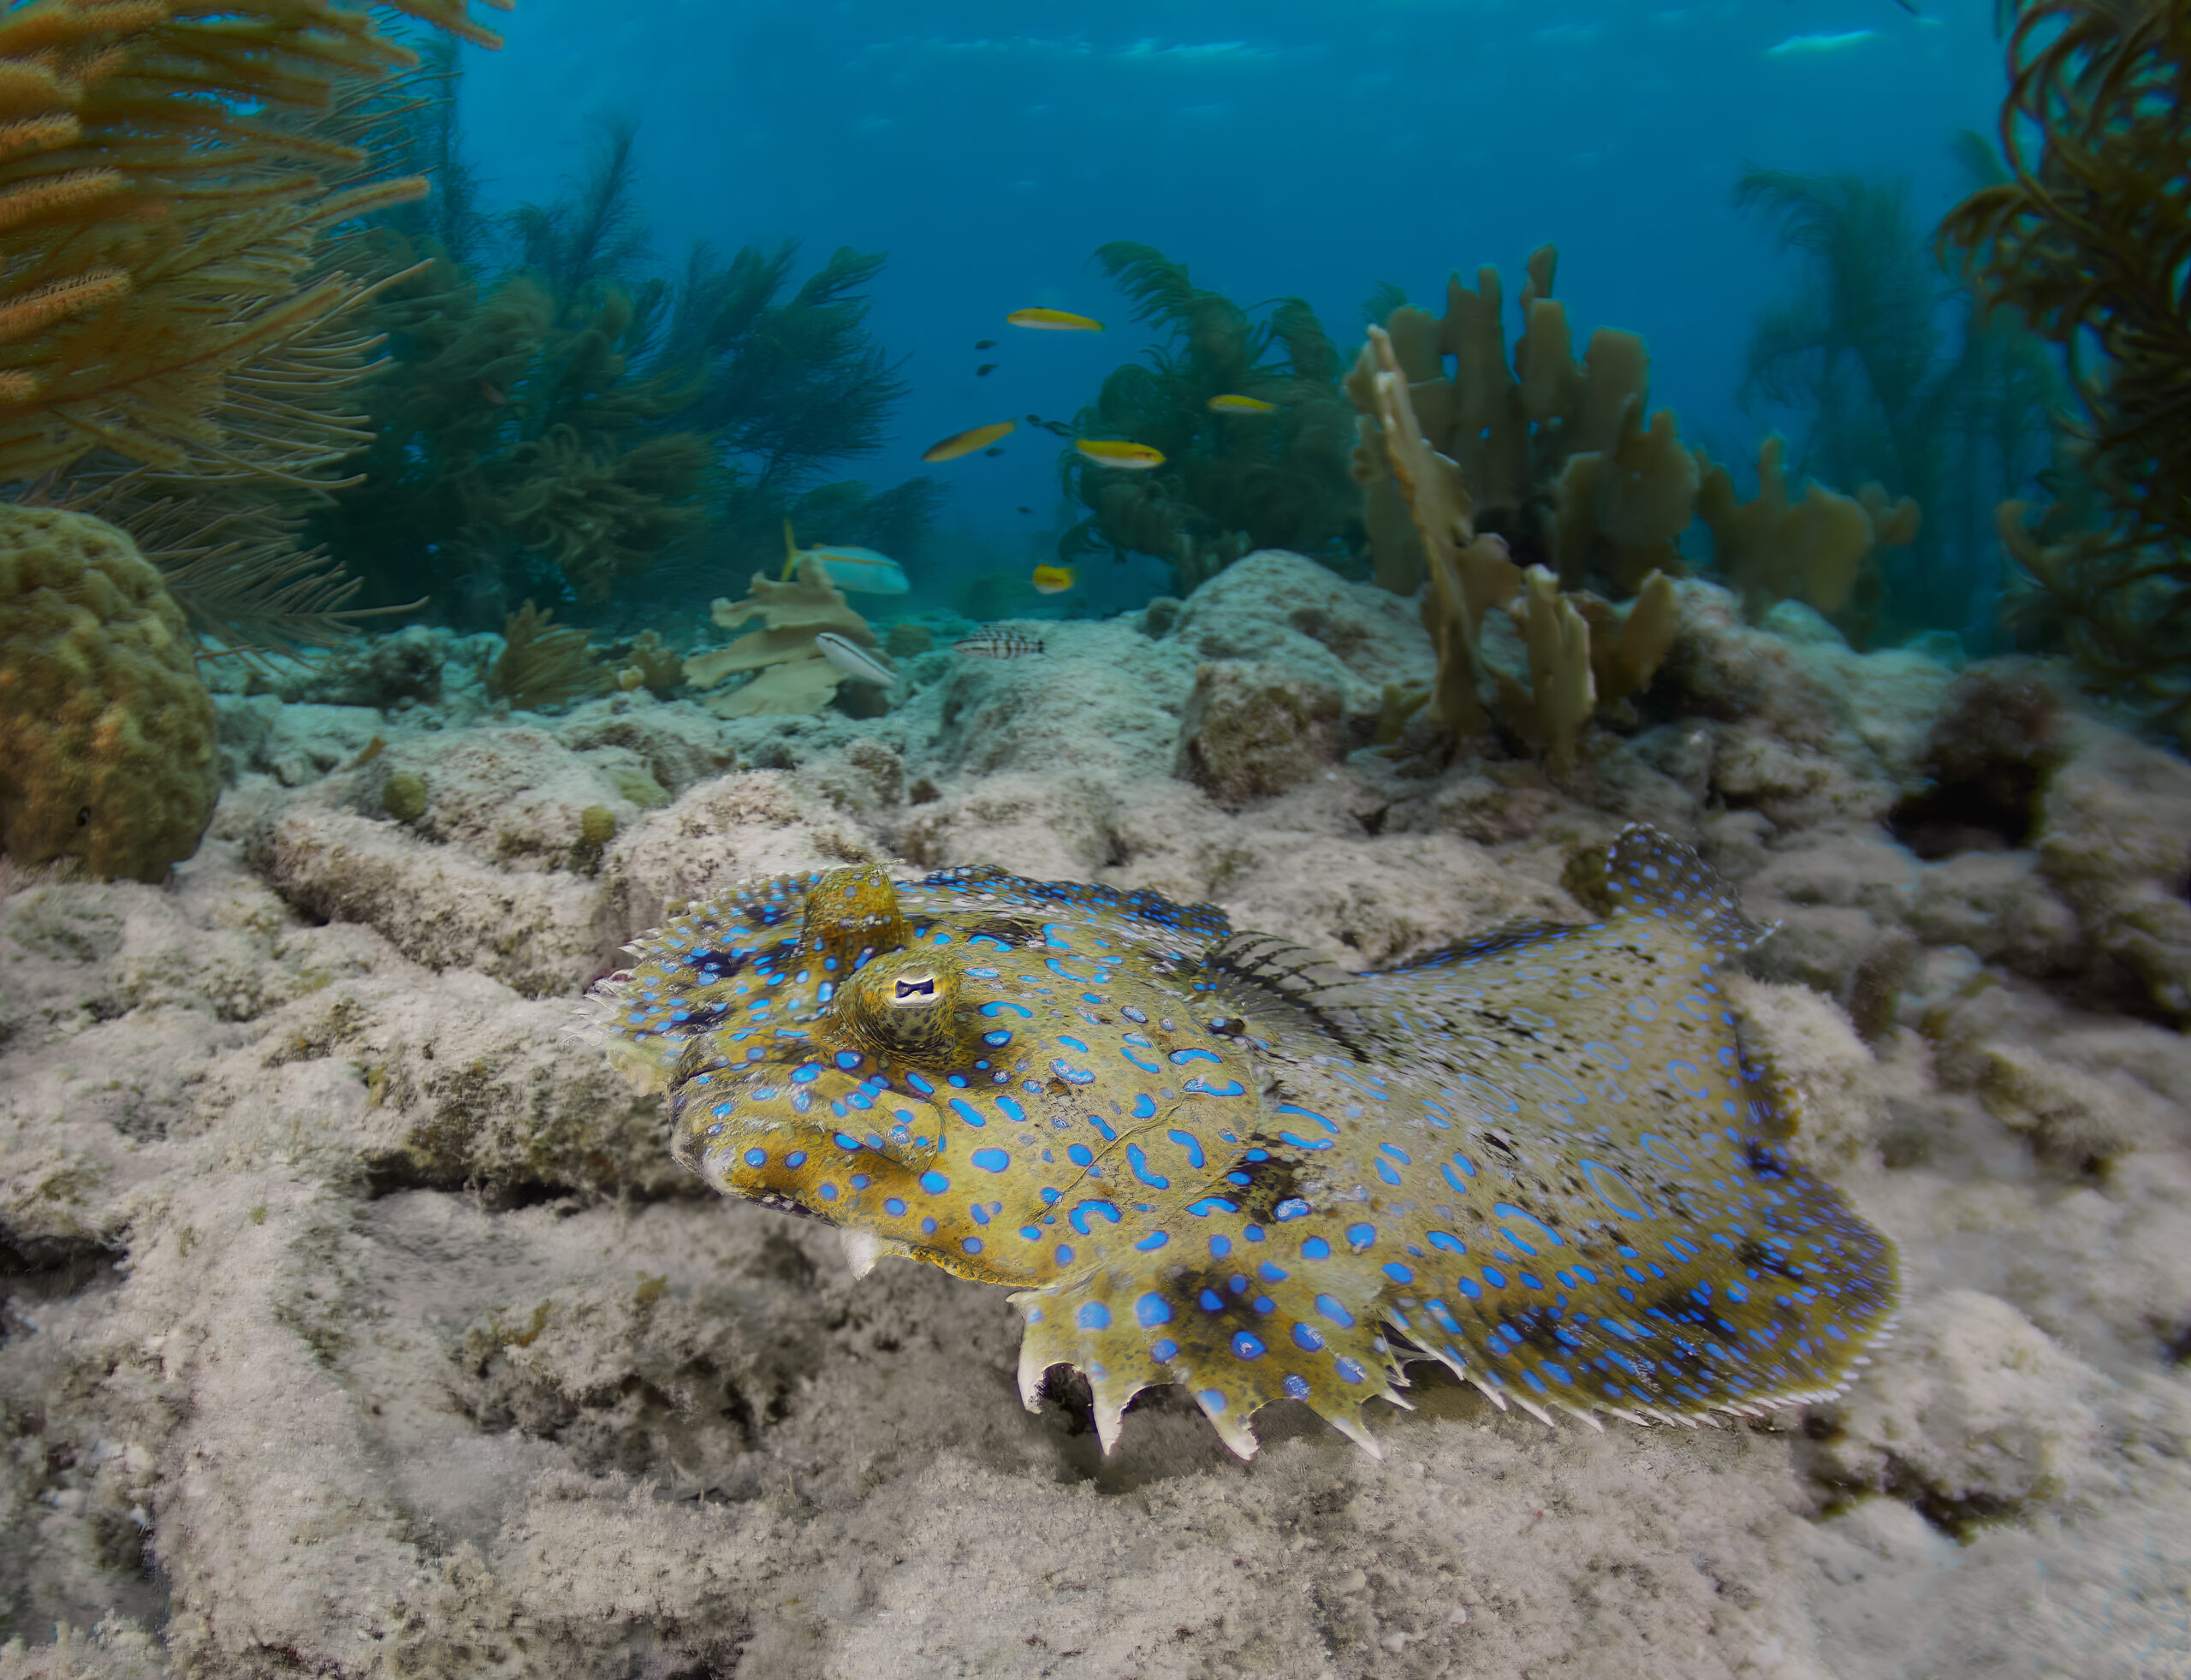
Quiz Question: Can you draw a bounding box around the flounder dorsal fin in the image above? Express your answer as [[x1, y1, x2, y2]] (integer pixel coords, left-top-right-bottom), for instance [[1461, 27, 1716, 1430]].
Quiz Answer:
[[1200, 931, 1375, 1060]]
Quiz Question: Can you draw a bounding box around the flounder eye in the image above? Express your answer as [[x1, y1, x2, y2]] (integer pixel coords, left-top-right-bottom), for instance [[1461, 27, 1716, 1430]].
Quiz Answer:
[[892, 975, 940, 1007]]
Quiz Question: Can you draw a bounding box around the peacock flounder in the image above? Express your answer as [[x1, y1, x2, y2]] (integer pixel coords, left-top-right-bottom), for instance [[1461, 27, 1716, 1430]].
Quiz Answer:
[[580, 827, 1897, 1458]]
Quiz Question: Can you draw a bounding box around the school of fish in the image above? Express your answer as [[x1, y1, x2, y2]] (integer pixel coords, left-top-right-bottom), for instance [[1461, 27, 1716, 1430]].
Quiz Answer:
[[583, 827, 1899, 1457]]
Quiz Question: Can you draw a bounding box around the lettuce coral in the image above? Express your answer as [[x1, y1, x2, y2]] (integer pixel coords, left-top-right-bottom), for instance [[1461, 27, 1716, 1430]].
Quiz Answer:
[[0, 506, 216, 881], [682, 557, 882, 717]]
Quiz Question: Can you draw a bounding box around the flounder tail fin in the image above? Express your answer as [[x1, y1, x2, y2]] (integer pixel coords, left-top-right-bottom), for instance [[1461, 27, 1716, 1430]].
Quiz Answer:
[[1011, 1256, 1410, 1462], [1602, 823, 1766, 960]]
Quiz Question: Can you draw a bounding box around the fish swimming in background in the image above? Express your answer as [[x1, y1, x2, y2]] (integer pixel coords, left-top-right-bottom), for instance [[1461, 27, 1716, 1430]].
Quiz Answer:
[[1208, 393, 1278, 413], [1765, 27, 1877, 56], [952, 632, 1046, 659], [815, 632, 897, 688], [922, 419, 1016, 463], [983, 447, 1006, 457], [1008, 307, 1104, 331], [779, 520, 911, 594], [478, 378, 508, 406], [1030, 563, 1076, 595], [1017, 506, 1034, 515], [581, 828, 1898, 1457], [1026, 415, 1075, 438], [976, 339, 998, 349], [977, 363, 999, 377], [1075, 438, 1166, 471]]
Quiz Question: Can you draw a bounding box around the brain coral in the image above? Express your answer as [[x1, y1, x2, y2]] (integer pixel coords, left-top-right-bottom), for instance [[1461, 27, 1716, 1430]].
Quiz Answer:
[[0, 507, 217, 882]]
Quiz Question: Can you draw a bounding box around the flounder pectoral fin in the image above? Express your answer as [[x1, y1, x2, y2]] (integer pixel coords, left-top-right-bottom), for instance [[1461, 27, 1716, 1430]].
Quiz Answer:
[[1010, 1254, 1410, 1462]]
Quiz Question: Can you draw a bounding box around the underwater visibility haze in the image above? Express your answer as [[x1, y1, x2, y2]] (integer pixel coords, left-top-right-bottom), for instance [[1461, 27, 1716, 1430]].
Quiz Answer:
[[0, 0, 2188, 1675]]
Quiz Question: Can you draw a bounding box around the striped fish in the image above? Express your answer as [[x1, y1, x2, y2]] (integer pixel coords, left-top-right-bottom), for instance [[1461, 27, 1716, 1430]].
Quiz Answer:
[[953, 632, 1045, 660]]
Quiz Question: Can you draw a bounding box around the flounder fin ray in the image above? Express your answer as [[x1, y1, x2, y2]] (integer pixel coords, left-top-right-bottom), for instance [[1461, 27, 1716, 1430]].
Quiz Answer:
[[1012, 1256, 1410, 1461], [1371, 919, 1594, 976], [1202, 932, 1376, 1058], [1602, 823, 1766, 958], [583, 871, 834, 1083]]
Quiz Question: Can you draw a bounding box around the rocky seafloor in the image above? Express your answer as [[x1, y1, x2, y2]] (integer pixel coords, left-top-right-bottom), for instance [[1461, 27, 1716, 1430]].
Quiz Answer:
[[1, 550, 2187, 1680]]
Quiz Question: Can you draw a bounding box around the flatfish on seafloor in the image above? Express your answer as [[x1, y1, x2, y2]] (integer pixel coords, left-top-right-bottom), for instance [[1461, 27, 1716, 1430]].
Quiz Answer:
[[577, 826, 1898, 1458]]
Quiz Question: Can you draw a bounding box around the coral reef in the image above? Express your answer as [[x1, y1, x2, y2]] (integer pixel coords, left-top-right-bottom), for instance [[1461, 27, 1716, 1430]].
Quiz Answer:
[[0, 0, 514, 681], [1938, 0, 2191, 741], [1698, 435, 1921, 619], [0, 508, 215, 882], [681, 557, 882, 717], [1060, 243, 1361, 592], [614, 629, 685, 698], [2, 543, 2187, 1672]]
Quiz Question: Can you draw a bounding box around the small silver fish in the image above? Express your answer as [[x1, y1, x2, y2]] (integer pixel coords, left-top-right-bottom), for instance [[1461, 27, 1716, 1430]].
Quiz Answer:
[[953, 632, 1045, 660], [815, 632, 898, 687]]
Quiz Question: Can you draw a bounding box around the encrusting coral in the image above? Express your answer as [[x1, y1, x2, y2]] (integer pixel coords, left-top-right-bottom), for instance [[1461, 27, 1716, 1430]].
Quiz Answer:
[[1937, 0, 2191, 741], [1060, 242, 1361, 593], [681, 555, 884, 717], [0, 505, 216, 880]]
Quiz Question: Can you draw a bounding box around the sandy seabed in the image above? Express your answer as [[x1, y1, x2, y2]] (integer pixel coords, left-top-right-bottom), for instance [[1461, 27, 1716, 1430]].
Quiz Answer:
[[1, 551, 2187, 1680]]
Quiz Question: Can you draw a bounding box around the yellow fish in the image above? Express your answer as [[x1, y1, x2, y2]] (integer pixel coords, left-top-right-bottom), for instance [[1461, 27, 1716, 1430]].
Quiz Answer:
[[1007, 307, 1104, 332], [922, 419, 1015, 463], [1030, 564, 1076, 595], [1074, 438, 1165, 471], [1208, 393, 1278, 413]]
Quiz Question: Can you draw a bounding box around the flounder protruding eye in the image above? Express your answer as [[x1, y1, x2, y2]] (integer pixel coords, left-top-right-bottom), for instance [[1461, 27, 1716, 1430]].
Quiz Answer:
[[799, 866, 911, 971], [836, 948, 980, 1064]]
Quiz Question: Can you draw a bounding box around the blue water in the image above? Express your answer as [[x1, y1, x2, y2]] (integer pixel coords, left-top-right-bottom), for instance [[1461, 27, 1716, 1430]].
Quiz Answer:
[[452, 0, 2010, 607]]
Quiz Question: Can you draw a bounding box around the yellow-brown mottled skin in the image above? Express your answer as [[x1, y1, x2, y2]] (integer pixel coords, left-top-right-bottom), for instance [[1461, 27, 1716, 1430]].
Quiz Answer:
[[0, 507, 215, 882], [586, 833, 1898, 1458]]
